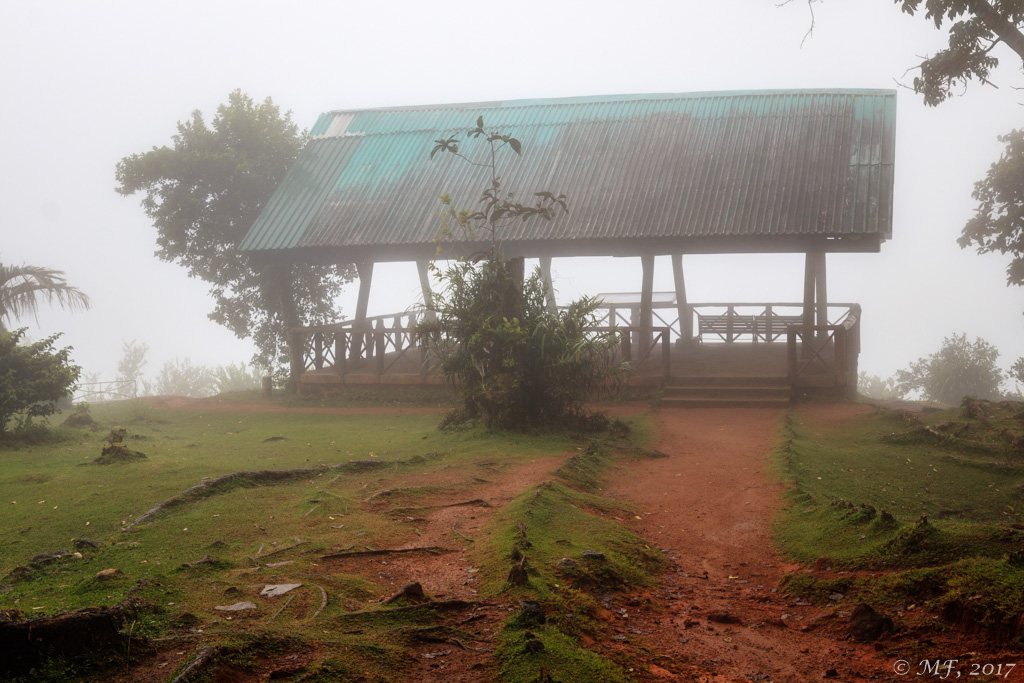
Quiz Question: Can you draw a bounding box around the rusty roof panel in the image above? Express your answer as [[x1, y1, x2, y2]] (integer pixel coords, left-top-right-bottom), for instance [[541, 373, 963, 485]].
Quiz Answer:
[[240, 90, 896, 258]]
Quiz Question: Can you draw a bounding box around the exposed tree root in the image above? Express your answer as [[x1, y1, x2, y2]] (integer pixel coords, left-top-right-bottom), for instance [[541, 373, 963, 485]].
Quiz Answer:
[[391, 625, 492, 652], [387, 499, 491, 517], [336, 599, 473, 620], [255, 540, 308, 559], [451, 521, 475, 545], [266, 595, 295, 623], [311, 585, 329, 621], [365, 486, 419, 502], [321, 546, 453, 560], [123, 458, 402, 530], [169, 645, 219, 683]]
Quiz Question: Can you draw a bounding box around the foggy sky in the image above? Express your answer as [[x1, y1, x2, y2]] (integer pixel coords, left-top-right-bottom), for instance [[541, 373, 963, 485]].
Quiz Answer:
[[2, 1, 1022, 387]]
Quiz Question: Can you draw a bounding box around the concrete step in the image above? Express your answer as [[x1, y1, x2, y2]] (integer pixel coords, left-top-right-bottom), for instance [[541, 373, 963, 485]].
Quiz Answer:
[[661, 396, 791, 409], [663, 385, 791, 400], [661, 375, 791, 408], [667, 375, 790, 387]]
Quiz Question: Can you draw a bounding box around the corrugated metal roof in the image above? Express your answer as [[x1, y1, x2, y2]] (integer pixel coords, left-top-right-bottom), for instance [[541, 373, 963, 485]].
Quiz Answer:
[[241, 90, 896, 260]]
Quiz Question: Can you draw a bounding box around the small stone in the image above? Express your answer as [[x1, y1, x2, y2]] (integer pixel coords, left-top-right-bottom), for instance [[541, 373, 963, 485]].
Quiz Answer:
[[214, 602, 257, 611], [581, 550, 606, 562], [95, 568, 124, 581], [4, 566, 33, 582], [29, 550, 70, 565], [849, 602, 895, 642], [174, 612, 201, 627], [522, 632, 545, 653], [384, 582, 426, 604], [519, 600, 546, 626], [260, 583, 302, 598], [72, 538, 101, 549], [828, 592, 844, 601], [556, 557, 577, 568]]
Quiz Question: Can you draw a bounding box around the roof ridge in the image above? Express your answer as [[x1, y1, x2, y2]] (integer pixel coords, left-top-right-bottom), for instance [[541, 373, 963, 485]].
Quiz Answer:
[[324, 88, 896, 116]]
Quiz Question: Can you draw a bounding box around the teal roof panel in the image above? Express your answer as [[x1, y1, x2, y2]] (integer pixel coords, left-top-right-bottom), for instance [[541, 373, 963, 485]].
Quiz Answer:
[[240, 89, 896, 259]]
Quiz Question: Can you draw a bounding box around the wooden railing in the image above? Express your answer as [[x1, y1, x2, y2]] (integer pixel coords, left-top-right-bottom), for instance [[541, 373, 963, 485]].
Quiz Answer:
[[297, 310, 428, 378], [73, 380, 137, 403], [295, 312, 671, 383], [294, 302, 859, 387], [596, 326, 672, 382], [786, 305, 861, 396], [590, 300, 855, 344]]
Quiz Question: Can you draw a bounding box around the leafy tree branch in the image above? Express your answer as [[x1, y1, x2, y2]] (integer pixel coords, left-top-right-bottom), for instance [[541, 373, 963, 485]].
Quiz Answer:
[[115, 91, 354, 387]]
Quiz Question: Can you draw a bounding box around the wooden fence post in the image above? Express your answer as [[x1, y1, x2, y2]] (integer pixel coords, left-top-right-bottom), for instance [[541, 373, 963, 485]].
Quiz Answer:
[[313, 332, 324, 370], [374, 320, 385, 378]]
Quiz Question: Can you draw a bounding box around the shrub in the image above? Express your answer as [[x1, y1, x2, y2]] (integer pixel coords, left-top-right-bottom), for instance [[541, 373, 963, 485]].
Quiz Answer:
[[0, 328, 81, 436], [421, 258, 621, 430]]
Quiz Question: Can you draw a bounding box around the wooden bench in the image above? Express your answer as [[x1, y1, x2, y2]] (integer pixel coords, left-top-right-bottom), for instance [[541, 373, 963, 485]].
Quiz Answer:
[[753, 313, 804, 343], [696, 312, 757, 343]]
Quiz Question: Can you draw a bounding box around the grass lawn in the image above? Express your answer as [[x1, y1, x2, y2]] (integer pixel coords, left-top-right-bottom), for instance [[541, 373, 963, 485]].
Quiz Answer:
[[774, 399, 1024, 642], [0, 399, 580, 606], [0, 396, 661, 682]]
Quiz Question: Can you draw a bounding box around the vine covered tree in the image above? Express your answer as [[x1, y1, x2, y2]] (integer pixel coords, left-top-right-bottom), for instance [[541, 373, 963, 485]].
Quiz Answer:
[[0, 262, 90, 331], [115, 90, 354, 387]]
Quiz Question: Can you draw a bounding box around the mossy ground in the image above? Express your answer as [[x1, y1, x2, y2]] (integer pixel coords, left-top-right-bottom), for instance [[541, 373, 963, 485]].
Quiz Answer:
[[0, 398, 658, 681], [774, 400, 1024, 643]]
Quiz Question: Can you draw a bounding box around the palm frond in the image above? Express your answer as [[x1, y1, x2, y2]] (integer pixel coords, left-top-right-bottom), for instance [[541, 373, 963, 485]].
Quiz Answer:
[[0, 263, 92, 329]]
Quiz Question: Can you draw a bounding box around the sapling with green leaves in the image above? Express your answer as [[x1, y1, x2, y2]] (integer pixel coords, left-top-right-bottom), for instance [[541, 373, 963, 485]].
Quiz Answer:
[[421, 118, 622, 431]]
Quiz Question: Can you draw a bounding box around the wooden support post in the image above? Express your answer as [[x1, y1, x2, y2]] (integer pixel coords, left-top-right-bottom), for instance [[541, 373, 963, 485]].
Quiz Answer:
[[640, 255, 654, 351], [802, 252, 815, 333], [787, 329, 798, 382], [539, 256, 557, 313], [671, 253, 690, 343], [416, 260, 434, 310], [313, 332, 323, 370], [661, 330, 671, 381], [834, 326, 847, 388], [374, 320, 385, 379], [802, 252, 815, 357], [353, 261, 374, 356], [814, 251, 828, 343], [335, 335, 345, 377]]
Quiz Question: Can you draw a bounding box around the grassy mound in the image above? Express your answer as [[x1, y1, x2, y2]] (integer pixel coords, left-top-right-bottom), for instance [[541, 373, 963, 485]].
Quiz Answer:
[[774, 400, 1024, 644]]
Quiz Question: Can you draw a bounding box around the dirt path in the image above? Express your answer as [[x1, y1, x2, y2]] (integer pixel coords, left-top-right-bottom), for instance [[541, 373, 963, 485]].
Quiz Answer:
[[140, 395, 447, 415], [603, 405, 885, 682], [104, 400, 992, 682]]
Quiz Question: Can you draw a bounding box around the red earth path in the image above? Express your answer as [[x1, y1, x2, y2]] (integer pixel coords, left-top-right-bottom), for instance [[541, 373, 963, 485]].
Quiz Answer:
[[114, 399, 1020, 682], [603, 403, 1021, 682]]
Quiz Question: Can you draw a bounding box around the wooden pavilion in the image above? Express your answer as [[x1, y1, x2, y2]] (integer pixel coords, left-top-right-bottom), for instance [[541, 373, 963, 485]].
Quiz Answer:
[[240, 90, 896, 403]]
